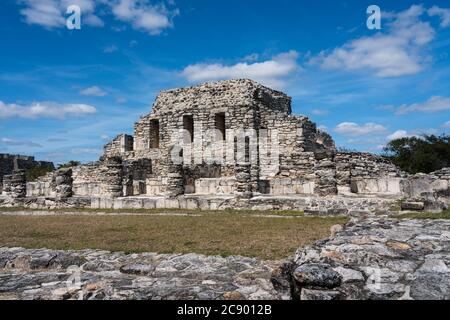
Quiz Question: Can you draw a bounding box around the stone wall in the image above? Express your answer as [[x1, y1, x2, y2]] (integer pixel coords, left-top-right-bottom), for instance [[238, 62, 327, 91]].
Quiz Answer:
[[26, 169, 73, 198], [26, 172, 54, 197], [103, 134, 134, 158], [70, 158, 155, 197], [72, 163, 103, 196], [400, 167, 450, 211], [0, 153, 54, 192], [2, 170, 26, 198], [335, 152, 405, 195]]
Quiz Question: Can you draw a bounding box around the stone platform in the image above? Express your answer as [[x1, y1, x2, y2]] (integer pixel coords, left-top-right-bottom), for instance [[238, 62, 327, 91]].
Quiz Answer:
[[0, 194, 403, 216]]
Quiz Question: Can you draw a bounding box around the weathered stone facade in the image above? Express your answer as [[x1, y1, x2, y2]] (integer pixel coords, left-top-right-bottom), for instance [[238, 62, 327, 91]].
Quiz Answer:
[[1, 79, 449, 213], [94, 79, 337, 198], [2, 170, 26, 199]]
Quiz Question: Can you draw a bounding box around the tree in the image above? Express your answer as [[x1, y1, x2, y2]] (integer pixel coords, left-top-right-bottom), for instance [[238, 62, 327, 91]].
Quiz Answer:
[[58, 160, 81, 169], [25, 165, 54, 182], [383, 134, 450, 174]]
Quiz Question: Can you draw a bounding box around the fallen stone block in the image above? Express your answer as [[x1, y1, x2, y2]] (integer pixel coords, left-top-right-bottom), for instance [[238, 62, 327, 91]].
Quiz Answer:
[[401, 201, 425, 211]]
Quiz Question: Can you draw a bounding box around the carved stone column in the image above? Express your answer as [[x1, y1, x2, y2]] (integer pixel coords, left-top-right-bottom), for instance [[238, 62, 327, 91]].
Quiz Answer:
[[103, 157, 123, 197], [234, 163, 253, 198], [52, 168, 73, 198], [314, 151, 337, 196], [166, 163, 184, 198]]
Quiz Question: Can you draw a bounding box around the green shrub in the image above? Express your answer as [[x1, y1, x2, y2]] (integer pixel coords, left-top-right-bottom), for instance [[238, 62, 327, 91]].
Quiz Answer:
[[25, 165, 54, 182]]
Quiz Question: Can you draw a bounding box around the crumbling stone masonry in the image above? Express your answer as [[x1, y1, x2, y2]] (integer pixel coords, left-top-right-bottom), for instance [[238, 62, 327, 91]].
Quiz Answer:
[[52, 169, 73, 199], [2, 170, 26, 199], [0, 153, 54, 193], [1, 79, 449, 212], [99, 79, 338, 198]]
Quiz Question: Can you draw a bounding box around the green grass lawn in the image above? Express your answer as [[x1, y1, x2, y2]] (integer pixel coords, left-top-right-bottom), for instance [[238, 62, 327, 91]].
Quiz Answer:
[[0, 212, 348, 260]]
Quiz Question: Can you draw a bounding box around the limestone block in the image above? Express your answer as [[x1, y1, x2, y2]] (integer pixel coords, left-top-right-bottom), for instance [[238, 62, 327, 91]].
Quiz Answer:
[[142, 198, 157, 209], [401, 201, 425, 211]]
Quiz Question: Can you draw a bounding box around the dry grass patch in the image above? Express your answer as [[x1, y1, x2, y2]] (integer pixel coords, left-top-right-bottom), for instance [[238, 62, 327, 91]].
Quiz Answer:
[[0, 214, 348, 260]]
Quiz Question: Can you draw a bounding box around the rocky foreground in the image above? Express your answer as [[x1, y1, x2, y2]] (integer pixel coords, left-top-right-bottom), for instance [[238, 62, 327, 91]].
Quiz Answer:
[[0, 217, 449, 300], [289, 218, 450, 300], [0, 248, 283, 300]]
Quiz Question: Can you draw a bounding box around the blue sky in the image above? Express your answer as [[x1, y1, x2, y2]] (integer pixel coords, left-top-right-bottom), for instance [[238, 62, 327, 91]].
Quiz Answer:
[[0, 0, 449, 164]]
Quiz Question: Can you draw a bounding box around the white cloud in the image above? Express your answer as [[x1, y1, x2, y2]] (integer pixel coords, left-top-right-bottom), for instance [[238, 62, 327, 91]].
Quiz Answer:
[[181, 51, 300, 89], [116, 97, 127, 103], [80, 86, 107, 96], [103, 45, 118, 53], [71, 147, 101, 155], [347, 137, 385, 145], [392, 96, 450, 115], [1, 138, 42, 148], [110, 0, 178, 35], [18, 0, 181, 34], [311, 5, 435, 77], [83, 12, 104, 27], [443, 121, 450, 128], [19, 0, 104, 29], [368, 144, 386, 152], [242, 53, 260, 62], [19, 0, 65, 28], [311, 109, 329, 116], [0, 100, 96, 119], [334, 122, 387, 136], [387, 130, 410, 140], [428, 5, 450, 28]]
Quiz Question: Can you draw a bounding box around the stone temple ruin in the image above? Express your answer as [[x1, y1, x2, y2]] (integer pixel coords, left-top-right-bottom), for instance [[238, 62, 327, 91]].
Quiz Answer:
[[1, 79, 449, 214]]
